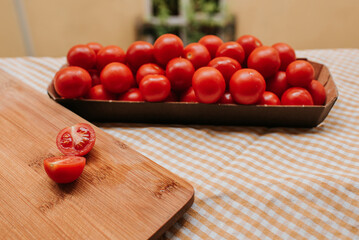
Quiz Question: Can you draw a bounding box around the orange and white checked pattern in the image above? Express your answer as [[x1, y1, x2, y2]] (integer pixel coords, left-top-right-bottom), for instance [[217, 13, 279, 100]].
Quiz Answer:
[[0, 49, 358, 239]]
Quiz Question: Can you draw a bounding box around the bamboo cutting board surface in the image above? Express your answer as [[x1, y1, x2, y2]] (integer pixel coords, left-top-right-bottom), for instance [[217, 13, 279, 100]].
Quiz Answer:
[[0, 69, 194, 240]]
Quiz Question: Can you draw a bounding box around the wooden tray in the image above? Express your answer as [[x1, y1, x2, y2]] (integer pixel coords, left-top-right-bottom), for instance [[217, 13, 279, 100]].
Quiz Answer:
[[48, 60, 338, 128], [0, 70, 194, 240]]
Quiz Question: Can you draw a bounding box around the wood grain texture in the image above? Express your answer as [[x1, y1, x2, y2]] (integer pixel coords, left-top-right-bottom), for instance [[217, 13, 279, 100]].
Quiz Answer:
[[0, 70, 194, 240]]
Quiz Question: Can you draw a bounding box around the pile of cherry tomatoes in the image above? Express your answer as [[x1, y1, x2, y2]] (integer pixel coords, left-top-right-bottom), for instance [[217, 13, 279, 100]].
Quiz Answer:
[[53, 34, 326, 106]]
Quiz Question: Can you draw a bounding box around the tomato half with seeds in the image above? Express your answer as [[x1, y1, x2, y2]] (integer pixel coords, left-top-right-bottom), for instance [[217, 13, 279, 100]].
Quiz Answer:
[[56, 123, 96, 156], [44, 156, 86, 183]]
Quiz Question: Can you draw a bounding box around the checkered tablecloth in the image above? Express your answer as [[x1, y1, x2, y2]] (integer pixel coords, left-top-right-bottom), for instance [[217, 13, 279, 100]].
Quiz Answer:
[[1, 49, 358, 239]]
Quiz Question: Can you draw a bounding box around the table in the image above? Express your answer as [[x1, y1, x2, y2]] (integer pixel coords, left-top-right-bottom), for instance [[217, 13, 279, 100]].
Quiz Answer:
[[0, 49, 358, 239]]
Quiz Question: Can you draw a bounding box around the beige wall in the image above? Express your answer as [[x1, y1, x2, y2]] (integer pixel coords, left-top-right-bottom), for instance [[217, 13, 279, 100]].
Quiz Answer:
[[1, 0, 358, 57]]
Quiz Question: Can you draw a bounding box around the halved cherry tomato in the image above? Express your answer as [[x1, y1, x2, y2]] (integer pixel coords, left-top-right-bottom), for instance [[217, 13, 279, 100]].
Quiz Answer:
[[236, 35, 262, 62], [85, 84, 117, 100], [96, 45, 126, 70], [281, 87, 314, 105], [258, 91, 281, 105], [153, 34, 183, 66], [208, 57, 241, 87], [266, 71, 289, 98], [118, 88, 144, 101], [100, 62, 135, 94], [67, 44, 97, 70], [126, 41, 154, 72], [198, 35, 223, 59], [307, 80, 326, 105], [56, 123, 96, 156], [44, 156, 86, 183], [87, 42, 103, 54], [139, 74, 171, 102], [286, 60, 314, 87], [183, 43, 211, 69], [166, 58, 194, 92], [247, 46, 281, 78], [216, 41, 245, 64], [180, 87, 198, 103], [136, 63, 165, 85], [272, 42, 296, 71]]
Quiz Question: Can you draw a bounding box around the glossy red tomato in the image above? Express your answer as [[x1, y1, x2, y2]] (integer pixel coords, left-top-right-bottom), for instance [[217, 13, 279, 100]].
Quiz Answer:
[[258, 91, 281, 105], [88, 69, 101, 86], [236, 35, 262, 61], [266, 71, 289, 98], [118, 88, 144, 101], [67, 44, 97, 70], [281, 87, 314, 105], [192, 67, 225, 104], [216, 41, 245, 64], [54, 66, 92, 99], [100, 62, 134, 94], [180, 87, 198, 103], [219, 92, 235, 104], [56, 123, 96, 156], [136, 63, 165, 85], [230, 69, 266, 105], [96, 45, 126, 70], [85, 84, 117, 100], [153, 34, 183, 66], [272, 42, 296, 71], [87, 42, 103, 54], [165, 91, 178, 102], [307, 80, 326, 105], [198, 35, 224, 59], [139, 74, 171, 102], [183, 43, 211, 69], [208, 57, 241, 87], [247, 46, 281, 78], [286, 60, 314, 87], [44, 156, 86, 183], [166, 58, 194, 92], [126, 41, 154, 72]]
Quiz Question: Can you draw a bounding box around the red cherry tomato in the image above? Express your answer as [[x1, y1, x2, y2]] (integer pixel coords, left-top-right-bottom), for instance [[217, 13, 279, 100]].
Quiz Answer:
[[208, 57, 241, 87], [86, 42, 103, 54], [56, 123, 96, 156], [67, 44, 96, 70], [139, 74, 171, 102], [126, 41, 154, 72], [118, 88, 144, 101], [136, 63, 165, 85], [247, 46, 281, 78], [230, 69, 266, 105], [153, 34, 183, 66], [85, 84, 117, 100], [54, 66, 92, 99], [216, 41, 245, 64], [219, 92, 235, 104], [281, 87, 314, 105], [272, 42, 296, 71], [180, 87, 198, 103], [88, 69, 101, 86], [44, 156, 86, 183], [165, 91, 178, 102], [266, 71, 289, 98], [236, 35, 262, 61], [166, 58, 194, 92], [258, 91, 281, 105], [198, 35, 224, 59], [286, 60, 314, 87], [100, 62, 135, 94], [96, 45, 126, 70], [307, 80, 326, 105], [183, 43, 211, 69], [192, 67, 225, 104]]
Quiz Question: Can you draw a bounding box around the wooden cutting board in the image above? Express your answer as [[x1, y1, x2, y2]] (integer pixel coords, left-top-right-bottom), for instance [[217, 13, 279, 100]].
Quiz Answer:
[[0, 70, 194, 240]]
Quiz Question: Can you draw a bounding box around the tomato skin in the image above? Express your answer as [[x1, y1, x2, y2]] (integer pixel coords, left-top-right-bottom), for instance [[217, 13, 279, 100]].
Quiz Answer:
[[258, 91, 281, 105], [281, 87, 314, 105], [307, 80, 326, 105], [236, 35, 262, 61], [180, 87, 198, 103], [153, 34, 184, 66], [230, 69, 266, 105], [183, 43, 211, 69], [118, 88, 144, 101], [44, 156, 86, 184], [286, 60, 314, 87], [139, 74, 171, 102], [54, 66, 92, 99], [219, 92, 235, 104], [87, 42, 103, 54], [165, 91, 178, 102], [87, 69, 101, 86], [208, 57, 241, 87], [192, 67, 225, 104], [136, 63, 165, 85], [56, 123, 96, 156], [100, 62, 134, 94], [67, 44, 97, 70], [85, 84, 117, 100], [266, 71, 289, 98], [166, 58, 194, 92], [126, 41, 154, 72], [96, 45, 126, 70], [247, 46, 281, 78], [216, 41, 245, 64], [198, 35, 224, 59], [272, 42, 296, 71]]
